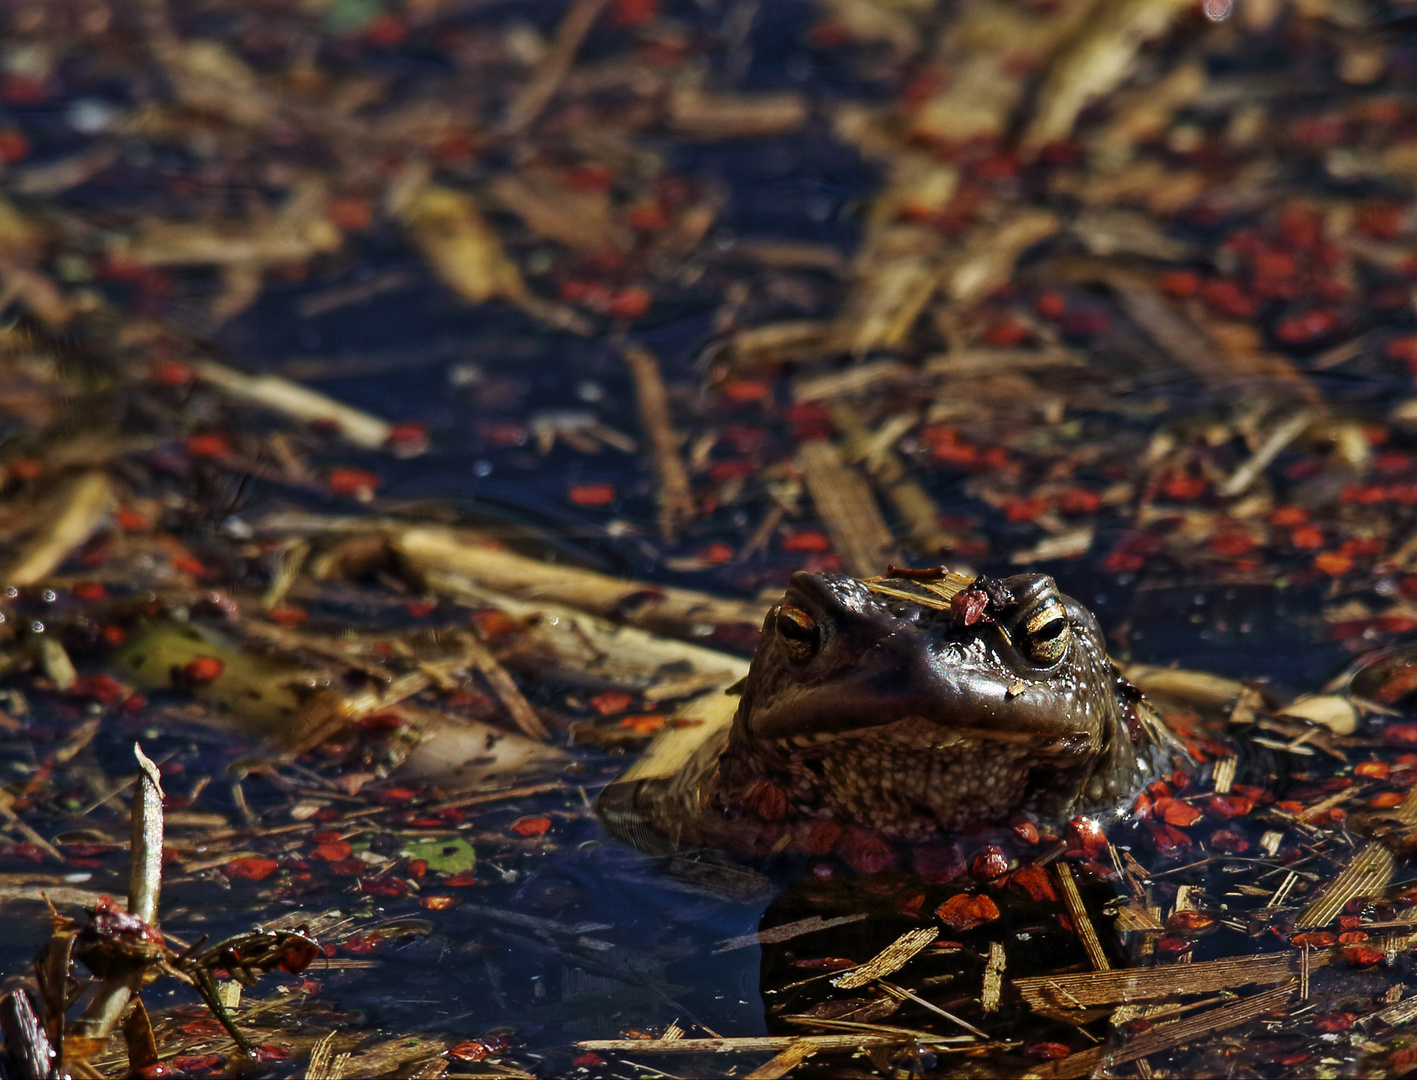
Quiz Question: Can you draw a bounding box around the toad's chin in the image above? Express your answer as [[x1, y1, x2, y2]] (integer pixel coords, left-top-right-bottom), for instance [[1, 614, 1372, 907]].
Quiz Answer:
[[738, 715, 1103, 840]]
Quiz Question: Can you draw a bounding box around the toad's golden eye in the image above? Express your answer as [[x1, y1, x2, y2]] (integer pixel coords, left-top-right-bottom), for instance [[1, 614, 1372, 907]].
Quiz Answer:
[[775, 604, 820, 663], [1020, 595, 1070, 665]]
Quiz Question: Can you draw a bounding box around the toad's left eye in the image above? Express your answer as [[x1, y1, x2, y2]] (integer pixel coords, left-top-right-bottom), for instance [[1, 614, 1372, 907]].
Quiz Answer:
[[1020, 595, 1069, 665]]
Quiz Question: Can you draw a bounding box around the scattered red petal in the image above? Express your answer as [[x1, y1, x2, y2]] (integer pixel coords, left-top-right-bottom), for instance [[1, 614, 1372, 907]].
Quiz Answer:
[[971, 845, 1010, 879], [1011, 865, 1059, 903], [328, 468, 380, 501], [311, 840, 353, 862], [510, 815, 552, 837], [936, 892, 1000, 932], [181, 657, 224, 684], [782, 531, 831, 553], [226, 857, 279, 882], [185, 434, 231, 458]]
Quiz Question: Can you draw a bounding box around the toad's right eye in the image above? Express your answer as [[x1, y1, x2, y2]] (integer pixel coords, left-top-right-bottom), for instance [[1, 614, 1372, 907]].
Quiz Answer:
[[775, 604, 820, 663]]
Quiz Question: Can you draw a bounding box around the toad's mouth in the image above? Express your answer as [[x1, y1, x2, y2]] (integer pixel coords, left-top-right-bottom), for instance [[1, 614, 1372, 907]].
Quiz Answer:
[[761, 715, 1097, 758]]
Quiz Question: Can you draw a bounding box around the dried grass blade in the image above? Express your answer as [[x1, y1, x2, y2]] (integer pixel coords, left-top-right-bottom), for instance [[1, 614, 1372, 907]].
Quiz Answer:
[[128, 744, 165, 927], [830, 403, 953, 555], [982, 942, 1006, 1013], [945, 210, 1060, 307], [1099, 983, 1296, 1071], [797, 439, 897, 578], [1216, 409, 1313, 497], [0, 990, 56, 1080], [1019, 0, 1193, 155]]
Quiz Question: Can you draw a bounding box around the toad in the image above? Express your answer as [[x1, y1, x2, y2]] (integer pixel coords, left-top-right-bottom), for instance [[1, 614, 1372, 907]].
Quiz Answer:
[[599, 567, 1182, 853]]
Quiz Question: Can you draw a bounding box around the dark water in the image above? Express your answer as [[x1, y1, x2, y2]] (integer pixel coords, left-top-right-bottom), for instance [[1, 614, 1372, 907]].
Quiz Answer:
[[5, 1, 1417, 1077]]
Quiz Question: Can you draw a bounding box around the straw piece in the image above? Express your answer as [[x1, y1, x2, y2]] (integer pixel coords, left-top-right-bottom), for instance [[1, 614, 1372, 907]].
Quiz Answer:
[[797, 439, 897, 577], [830, 404, 954, 555], [667, 86, 808, 139], [192, 359, 392, 450], [831, 926, 939, 990], [4, 470, 114, 586], [982, 941, 1006, 1013], [1217, 409, 1313, 497], [1057, 862, 1111, 971], [575, 1035, 956, 1053], [713, 913, 870, 954], [623, 345, 695, 543], [392, 525, 766, 640], [1019, 0, 1194, 155], [465, 636, 551, 742], [745, 1040, 816, 1080], [1013, 951, 1323, 1009], [1295, 842, 1395, 927], [945, 210, 1060, 307]]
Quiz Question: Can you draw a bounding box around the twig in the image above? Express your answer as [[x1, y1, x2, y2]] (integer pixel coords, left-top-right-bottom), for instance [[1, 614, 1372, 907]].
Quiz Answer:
[[503, 0, 609, 133], [1217, 409, 1313, 497], [465, 636, 551, 742]]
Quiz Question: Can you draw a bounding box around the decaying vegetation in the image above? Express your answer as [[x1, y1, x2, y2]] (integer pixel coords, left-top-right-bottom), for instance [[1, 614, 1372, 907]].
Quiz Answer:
[[4, 0, 1417, 1075]]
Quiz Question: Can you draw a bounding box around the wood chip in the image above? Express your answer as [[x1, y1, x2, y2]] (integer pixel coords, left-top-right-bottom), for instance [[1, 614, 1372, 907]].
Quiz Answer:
[[1013, 951, 1326, 1009], [830, 926, 939, 990], [1057, 862, 1111, 971], [622, 345, 695, 544]]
